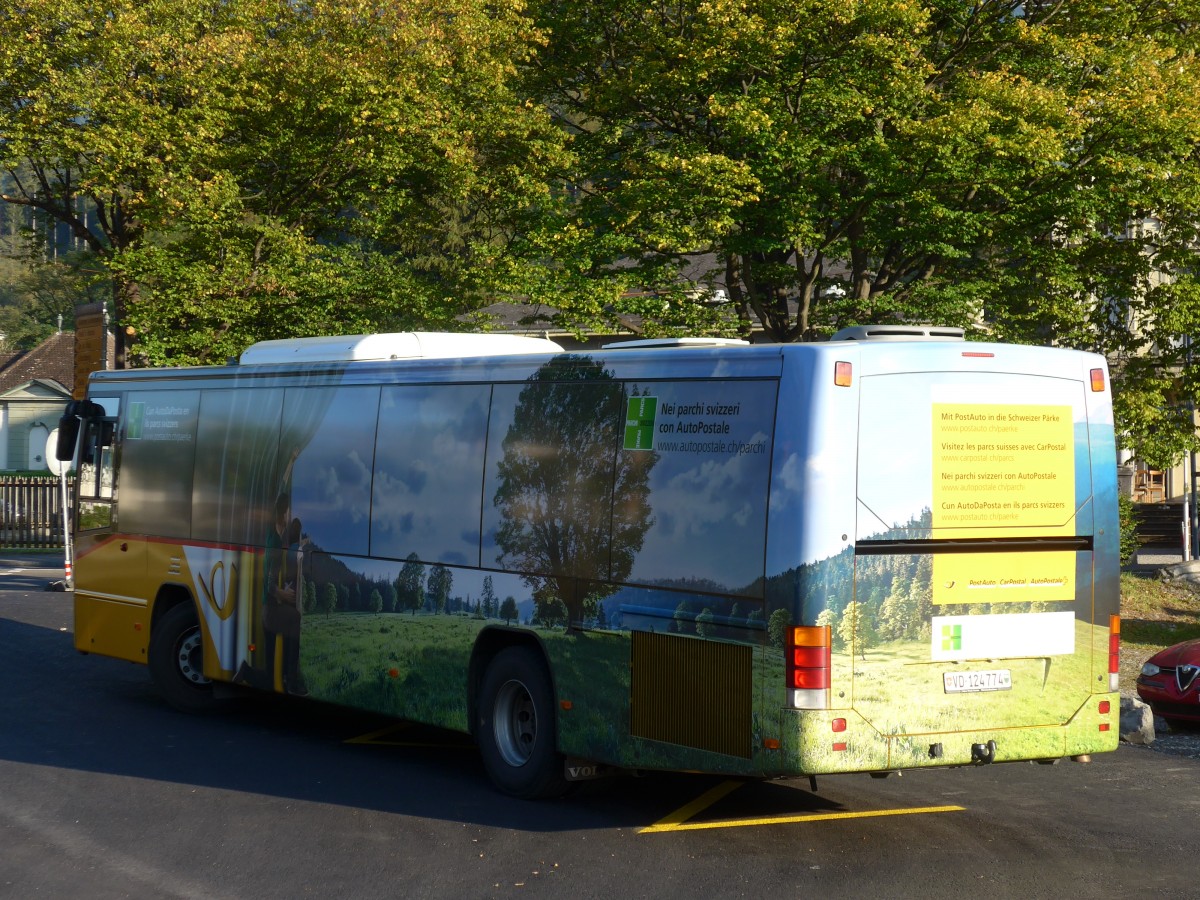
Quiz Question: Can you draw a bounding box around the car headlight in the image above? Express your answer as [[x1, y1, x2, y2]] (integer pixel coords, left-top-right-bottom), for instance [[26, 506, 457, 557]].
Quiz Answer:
[[1141, 662, 1162, 677]]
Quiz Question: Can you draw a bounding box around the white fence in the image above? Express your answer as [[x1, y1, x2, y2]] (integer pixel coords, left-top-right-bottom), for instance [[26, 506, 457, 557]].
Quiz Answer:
[[0, 476, 71, 549]]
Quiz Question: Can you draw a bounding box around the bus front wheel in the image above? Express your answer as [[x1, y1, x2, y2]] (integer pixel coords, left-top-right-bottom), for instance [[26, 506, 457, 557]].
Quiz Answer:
[[149, 603, 216, 713], [477, 646, 568, 799]]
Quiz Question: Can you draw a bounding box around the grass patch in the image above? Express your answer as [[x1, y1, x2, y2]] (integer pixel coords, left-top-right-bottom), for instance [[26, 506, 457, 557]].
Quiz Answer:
[[1120, 572, 1200, 692]]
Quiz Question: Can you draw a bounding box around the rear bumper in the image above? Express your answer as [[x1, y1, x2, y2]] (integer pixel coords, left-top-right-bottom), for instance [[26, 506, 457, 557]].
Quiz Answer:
[[779, 695, 1120, 774]]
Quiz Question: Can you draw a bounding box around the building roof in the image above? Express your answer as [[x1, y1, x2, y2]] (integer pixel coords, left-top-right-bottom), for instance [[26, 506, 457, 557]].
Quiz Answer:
[[0, 331, 77, 395]]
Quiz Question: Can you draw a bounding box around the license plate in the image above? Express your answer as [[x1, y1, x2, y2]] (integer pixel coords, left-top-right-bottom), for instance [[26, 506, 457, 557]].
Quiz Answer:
[[943, 669, 1012, 693]]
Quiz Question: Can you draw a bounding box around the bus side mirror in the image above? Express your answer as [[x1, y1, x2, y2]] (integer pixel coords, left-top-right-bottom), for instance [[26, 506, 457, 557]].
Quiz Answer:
[[56, 399, 111, 462], [56, 401, 82, 462]]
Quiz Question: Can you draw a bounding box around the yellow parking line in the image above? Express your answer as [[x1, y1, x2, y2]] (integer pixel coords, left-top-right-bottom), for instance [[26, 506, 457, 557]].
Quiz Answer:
[[640, 780, 965, 833], [640, 780, 746, 832]]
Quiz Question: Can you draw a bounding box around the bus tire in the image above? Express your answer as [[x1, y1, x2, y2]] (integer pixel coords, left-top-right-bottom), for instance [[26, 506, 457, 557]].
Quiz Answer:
[[477, 646, 569, 800], [149, 603, 216, 713]]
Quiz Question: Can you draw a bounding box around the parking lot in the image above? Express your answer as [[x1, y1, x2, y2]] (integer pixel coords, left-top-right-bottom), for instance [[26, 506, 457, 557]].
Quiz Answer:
[[2, 566, 1199, 899]]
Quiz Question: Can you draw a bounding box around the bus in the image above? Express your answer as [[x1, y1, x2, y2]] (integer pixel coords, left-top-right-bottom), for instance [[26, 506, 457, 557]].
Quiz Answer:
[[59, 327, 1121, 798]]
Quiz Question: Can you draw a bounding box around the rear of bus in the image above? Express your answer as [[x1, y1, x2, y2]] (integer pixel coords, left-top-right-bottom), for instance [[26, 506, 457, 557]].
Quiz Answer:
[[773, 333, 1120, 773]]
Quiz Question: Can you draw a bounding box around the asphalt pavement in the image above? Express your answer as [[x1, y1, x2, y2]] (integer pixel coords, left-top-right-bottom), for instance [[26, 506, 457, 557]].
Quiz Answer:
[[0, 551, 70, 592]]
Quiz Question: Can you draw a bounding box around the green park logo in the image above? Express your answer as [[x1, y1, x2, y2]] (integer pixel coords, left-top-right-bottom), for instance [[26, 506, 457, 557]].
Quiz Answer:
[[624, 396, 657, 451], [941, 624, 962, 652], [127, 401, 145, 439]]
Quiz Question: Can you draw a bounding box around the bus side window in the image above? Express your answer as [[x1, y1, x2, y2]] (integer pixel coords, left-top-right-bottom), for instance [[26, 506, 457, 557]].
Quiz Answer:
[[80, 421, 115, 468], [78, 417, 117, 528]]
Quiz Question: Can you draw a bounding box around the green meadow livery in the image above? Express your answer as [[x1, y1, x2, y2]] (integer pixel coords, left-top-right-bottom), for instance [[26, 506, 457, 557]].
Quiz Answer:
[[60, 327, 1121, 798]]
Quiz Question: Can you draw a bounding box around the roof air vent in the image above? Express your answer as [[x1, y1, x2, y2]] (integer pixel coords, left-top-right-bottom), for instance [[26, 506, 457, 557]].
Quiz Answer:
[[829, 325, 965, 342]]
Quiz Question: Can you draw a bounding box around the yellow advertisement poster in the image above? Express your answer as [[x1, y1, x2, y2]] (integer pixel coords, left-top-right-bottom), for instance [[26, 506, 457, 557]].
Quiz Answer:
[[931, 403, 1075, 605]]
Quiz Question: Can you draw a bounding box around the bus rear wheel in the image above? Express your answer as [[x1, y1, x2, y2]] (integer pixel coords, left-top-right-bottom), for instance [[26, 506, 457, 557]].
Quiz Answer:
[[477, 646, 568, 800], [149, 603, 216, 713]]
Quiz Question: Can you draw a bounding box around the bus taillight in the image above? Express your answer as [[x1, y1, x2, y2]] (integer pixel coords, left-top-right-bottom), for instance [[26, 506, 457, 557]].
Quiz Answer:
[[788, 625, 831, 709], [1108, 615, 1120, 692]]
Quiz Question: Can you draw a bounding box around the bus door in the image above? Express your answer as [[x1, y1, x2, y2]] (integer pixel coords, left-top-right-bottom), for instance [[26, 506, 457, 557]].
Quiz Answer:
[[69, 396, 149, 658], [850, 368, 1100, 749]]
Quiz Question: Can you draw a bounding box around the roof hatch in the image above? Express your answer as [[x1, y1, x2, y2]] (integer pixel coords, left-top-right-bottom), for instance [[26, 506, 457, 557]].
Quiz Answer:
[[239, 332, 563, 365]]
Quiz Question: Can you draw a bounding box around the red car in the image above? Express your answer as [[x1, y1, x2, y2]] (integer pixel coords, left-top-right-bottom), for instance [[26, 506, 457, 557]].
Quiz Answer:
[[1137, 639, 1200, 725]]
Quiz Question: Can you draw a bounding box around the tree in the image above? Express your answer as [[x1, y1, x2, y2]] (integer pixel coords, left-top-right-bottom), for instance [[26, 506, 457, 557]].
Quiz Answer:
[[481, 576, 497, 619], [695, 607, 715, 638], [500, 596, 519, 625], [318, 582, 338, 618], [369, 588, 384, 615], [838, 602, 874, 660], [673, 601, 691, 635], [537, 595, 568, 629], [426, 564, 453, 615], [397, 553, 425, 616], [0, 0, 566, 366], [0, 249, 106, 351], [877, 586, 913, 644], [580, 591, 601, 625], [522, 0, 1200, 464], [303, 581, 318, 615], [493, 357, 655, 628], [383, 582, 398, 614], [767, 608, 791, 651]]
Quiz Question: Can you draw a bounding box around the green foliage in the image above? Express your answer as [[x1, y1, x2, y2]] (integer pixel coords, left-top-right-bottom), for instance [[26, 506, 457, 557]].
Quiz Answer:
[[1, 0, 567, 365], [533, 591, 568, 628], [303, 581, 318, 615], [529, 2, 1196, 316], [480, 576, 497, 619], [837, 602, 863, 657], [767, 607, 791, 651], [1118, 493, 1141, 566], [426, 563, 452, 614], [673, 601, 691, 634], [383, 583, 398, 614], [318, 582, 338, 617], [499, 596, 519, 625], [521, 0, 1200, 463], [397, 553, 425, 615], [0, 252, 106, 350]]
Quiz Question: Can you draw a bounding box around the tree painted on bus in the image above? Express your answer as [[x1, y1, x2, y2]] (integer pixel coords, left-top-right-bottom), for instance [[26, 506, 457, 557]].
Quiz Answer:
[[427, 563, 452, 614], [303, 580, 317, 615], [767, 607, 791, 651], [500, 596, 518, 625], [492, 356, 655, 629], [318, 582, 338, 617], [480, 575, 496, 618], [397, 553, 425, 615]]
